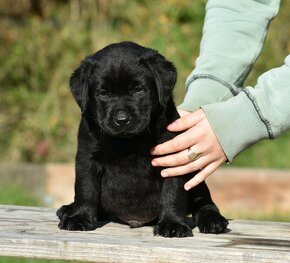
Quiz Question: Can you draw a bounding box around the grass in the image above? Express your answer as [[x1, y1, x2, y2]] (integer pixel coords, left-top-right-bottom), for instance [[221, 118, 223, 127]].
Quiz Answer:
[[234, 131, 290, 168], [0, 184, 40, 206], [241, 213, 290, 223], [0, 258, 72, 263]]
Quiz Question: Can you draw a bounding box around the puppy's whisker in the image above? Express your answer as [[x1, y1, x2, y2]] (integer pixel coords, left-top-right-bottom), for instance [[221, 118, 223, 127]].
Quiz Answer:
[[146, 126, 152, 136]]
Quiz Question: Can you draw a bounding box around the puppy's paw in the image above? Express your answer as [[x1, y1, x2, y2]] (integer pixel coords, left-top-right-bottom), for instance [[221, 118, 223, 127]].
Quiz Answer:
[[196, 210, 228, 234], [57, 203, 98, 231], [154, 221, 193, 238]]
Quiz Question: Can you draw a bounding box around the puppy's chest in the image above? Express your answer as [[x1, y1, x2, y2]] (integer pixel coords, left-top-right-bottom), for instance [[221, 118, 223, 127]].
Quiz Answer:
[[100, 140, 156, 179], [102, 153, 157, 181], [99, 151, 161, 213]]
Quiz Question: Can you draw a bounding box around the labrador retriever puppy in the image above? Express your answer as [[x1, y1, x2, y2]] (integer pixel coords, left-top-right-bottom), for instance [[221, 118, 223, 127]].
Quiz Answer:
[[57, 41, 228, 237]]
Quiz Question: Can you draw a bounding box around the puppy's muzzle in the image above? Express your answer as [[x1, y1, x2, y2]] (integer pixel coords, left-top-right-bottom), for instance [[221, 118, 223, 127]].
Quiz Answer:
[[113, 110, 132, 126]]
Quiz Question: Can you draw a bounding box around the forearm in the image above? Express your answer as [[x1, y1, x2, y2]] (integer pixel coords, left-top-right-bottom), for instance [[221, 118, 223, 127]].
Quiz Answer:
[[179, 0, 280, 112], [202, 55, 290, 162]]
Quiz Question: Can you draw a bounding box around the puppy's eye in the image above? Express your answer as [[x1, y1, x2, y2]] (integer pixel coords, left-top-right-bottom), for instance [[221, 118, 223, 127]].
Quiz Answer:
[[134, 86, 145, 95], [99, 89, 109, 98]]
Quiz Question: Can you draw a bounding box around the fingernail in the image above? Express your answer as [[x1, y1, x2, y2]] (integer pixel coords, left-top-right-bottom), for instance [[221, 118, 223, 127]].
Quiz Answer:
[[167, 122, 176, 129], [184, 184, 191, 191], [151, 160, 157, 166], [161, 171, 168, 177]]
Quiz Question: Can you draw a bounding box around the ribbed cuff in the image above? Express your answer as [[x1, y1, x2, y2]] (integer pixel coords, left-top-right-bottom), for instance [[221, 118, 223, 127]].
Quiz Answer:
[[201, 91, 269, 162], [178, 78, 234, 112]]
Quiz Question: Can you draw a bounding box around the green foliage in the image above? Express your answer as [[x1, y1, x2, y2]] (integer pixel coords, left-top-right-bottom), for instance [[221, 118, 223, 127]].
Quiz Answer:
[[0, 257, 74, 263], [234, 132, 290, 168], [0, 184, 39, 206], [0, 0, 289, 167]]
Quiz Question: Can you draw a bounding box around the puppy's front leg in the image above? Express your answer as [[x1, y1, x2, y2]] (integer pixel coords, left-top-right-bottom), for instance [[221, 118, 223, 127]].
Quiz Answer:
[[188, 181, 228, 234], [57, 151, 101, 231], [154, 177, 193, 238]]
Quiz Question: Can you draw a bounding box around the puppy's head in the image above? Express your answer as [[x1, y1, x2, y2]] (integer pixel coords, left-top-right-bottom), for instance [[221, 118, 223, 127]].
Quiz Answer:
[[70, 41, 176, 137]]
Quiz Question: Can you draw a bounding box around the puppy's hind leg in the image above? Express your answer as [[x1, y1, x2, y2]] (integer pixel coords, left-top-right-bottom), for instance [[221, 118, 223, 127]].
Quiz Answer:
[[188, 180, 228, 234]]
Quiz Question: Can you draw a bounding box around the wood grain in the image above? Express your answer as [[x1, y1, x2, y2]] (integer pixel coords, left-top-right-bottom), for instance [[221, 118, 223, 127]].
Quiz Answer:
[[0, 205, 289, 262]]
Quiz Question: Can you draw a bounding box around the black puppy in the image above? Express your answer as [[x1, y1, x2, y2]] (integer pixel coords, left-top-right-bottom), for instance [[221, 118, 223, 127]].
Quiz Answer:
[[57, 41, 228, 237]]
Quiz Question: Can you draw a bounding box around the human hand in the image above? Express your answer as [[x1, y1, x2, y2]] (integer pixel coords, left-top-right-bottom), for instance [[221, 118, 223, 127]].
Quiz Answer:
[[151, 109, 227, 190]]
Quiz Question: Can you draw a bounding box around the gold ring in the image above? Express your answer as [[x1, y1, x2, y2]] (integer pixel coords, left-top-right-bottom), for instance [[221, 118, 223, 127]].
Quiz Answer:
[[188, 147, 203, 162]]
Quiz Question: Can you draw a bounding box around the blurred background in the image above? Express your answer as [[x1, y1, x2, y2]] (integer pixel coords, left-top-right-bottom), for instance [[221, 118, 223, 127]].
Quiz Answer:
[[0, 0, 290, 261], [1, 0, 290, 166]]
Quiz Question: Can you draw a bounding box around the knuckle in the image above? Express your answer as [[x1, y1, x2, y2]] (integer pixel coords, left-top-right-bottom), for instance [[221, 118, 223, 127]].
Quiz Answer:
[[184, 117, 192, 128], [168, 167, 179, 176], [177, 153, 185, 164], [162, 157, 171, 166], [181, 118, 187, 127], [171, 138, 181, 149], [160, 156, 172, 166], [166, 169, 175, 176], [195, 175, 205, 184], [155, 158, 163, 165], [157, 144, 167, 154], [188, 162, 197, 171]]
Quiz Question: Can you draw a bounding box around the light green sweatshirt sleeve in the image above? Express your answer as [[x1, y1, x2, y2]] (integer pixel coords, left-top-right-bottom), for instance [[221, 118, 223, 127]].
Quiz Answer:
[[177, 0, 287, 162], [178, 0, 280, 112], [202, 55, 290, 162]]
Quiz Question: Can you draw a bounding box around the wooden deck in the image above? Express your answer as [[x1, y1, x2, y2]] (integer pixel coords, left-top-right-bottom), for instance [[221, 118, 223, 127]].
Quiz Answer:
[[0, 205, 289, 262]]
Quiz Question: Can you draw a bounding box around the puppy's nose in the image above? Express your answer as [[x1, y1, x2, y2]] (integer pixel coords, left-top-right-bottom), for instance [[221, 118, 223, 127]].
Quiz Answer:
[[113, 110, 132, 126]]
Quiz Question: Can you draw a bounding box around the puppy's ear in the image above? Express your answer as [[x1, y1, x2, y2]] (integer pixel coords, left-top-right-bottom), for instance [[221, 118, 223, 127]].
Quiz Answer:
[[141, 51, 177, 108], [70, 57, 97, 113]]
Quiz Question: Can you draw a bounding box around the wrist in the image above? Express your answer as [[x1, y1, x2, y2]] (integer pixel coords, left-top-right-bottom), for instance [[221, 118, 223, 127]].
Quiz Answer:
[[178, 77, 234, 112], [201, 90, 269, 162]]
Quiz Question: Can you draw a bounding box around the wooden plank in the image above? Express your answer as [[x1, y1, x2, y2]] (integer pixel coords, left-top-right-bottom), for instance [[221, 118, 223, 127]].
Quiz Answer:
[[0, 205, 289, 262]]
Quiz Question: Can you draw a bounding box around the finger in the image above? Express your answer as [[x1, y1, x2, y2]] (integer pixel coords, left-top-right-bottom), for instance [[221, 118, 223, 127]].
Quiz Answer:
[[167, 110, 203, 132], [151, 149, 189, 167], [151, 128, 197, 155], [160, 157, 206, 177], [177, 109, 191, 117], [184, 162, 219, 190]]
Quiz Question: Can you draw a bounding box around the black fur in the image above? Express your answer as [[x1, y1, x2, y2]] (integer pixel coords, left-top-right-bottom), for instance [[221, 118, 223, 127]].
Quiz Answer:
[[57, 42, 228, 237]]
